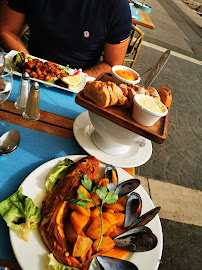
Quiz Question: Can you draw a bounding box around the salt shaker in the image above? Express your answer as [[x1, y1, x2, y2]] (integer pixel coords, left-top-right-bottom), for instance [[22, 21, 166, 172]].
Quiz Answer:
[[14, 72, 30, 110], [22, 82, 40, 121]]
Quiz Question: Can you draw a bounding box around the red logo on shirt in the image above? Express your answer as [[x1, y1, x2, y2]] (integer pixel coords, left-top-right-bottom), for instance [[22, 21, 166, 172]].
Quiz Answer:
[[84, 31, 90, 38]]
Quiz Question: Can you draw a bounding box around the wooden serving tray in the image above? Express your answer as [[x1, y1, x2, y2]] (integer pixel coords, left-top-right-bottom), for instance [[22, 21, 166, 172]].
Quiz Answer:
[[75, 73, 171, 144]]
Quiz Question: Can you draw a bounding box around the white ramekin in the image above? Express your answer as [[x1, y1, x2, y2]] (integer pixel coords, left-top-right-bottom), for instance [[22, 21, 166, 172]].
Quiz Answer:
[[132, 94, 168, 126], [111, 65, 141, 86]]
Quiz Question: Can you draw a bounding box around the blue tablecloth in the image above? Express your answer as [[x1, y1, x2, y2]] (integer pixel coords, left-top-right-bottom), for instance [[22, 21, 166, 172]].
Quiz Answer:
[[8, 75, 86, 120], [130, 5, 143, 22], [1, 59, 87, 262], [0, 116, 86, 260]]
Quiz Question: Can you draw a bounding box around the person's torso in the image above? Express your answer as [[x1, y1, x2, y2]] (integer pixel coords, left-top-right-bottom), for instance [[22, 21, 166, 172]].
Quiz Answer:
[[26, 0, 118, 69]]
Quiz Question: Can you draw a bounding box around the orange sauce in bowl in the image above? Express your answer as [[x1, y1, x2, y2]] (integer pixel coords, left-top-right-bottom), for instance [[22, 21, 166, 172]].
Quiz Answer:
[[115, 70, 135, 81]]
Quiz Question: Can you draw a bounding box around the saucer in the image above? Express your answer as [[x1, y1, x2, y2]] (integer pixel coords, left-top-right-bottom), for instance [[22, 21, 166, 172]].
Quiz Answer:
[[73, 111, 152, 168]]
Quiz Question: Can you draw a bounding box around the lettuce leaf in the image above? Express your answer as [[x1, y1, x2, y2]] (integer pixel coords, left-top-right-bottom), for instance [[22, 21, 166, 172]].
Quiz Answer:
[[45, 158, 74, 193], [48, 254, 79, 270], [47, 77, 58, 84], [0, 187, 41, 242]]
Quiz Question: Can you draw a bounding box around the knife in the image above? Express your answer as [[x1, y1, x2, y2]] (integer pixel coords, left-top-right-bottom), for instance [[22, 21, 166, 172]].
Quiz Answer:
[[143, 49, 171, 89]]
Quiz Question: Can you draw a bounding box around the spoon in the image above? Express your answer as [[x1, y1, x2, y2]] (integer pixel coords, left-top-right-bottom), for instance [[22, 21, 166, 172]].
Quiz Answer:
[[0, 130, 20, 156]]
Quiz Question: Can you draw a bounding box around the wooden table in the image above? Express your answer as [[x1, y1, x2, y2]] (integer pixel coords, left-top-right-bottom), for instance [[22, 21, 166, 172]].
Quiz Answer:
[[1, 100, 135, 178], [124, 5, 155, 68], [0, 100, 135, 270], [130, 5, 155, 30]]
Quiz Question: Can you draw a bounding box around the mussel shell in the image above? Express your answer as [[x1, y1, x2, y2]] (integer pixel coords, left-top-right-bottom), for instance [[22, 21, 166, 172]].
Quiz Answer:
[[124, 192, 142, 228], [88, 257, 102, 270], [115, 179, 140, 197], [114, 226, 158, 252], [88, 256, 139, 270], [105, 164, 119, 191], [128, 207, 161, 229]]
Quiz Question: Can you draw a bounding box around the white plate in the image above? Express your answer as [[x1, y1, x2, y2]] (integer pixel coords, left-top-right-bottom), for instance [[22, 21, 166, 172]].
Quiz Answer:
[[5, 50, 95, 93], [73, 111, 152, 168], [9, 155, 163, 270]]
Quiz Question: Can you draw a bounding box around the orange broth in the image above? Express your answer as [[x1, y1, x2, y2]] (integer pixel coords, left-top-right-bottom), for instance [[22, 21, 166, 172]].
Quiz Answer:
[[102, 246, 130, 259], [115, 70, 135, 81]]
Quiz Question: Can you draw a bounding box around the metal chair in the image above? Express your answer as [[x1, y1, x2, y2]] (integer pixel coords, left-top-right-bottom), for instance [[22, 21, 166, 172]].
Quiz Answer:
[[123, 25, 144, 69], [19, 24, 30, 48]]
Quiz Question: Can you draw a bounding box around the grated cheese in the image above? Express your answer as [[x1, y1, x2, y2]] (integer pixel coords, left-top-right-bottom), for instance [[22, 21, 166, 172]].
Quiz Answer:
[[138, 96, 166, 113]]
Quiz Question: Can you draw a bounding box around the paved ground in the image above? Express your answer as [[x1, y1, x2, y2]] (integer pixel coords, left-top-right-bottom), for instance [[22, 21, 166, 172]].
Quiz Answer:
[[126, 0, 202, 269]]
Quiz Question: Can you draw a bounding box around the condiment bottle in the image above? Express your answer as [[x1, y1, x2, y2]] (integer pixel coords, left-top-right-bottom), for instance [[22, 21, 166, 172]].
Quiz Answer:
[[22, 82, 40, 121], [14, 72, 30, 111]]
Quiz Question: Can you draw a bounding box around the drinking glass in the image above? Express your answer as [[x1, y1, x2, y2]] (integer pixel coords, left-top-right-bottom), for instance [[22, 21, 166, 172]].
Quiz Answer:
[[0, 47, 5, 75], [0, 64, 13, 131]]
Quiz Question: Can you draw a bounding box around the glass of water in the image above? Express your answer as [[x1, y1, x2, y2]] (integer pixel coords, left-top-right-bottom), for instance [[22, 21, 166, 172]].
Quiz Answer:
[[0, 47, 5, 75], [0, 64, 13, 130]]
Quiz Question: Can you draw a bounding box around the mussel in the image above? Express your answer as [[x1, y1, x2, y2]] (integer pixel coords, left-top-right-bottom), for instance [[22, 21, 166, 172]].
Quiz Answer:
[[105, 164, 119, 191], [103, 164, 160, 258], [115, 179, 140, 197], [114, 226, 158, 252], [88, 256, 138, 270], [124, 192, 142, 228], [105, 164, 140, 196], [128, 207, 161, 229]]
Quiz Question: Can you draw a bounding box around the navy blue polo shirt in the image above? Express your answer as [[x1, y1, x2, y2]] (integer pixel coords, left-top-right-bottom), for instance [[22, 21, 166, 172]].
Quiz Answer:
[[5, 0, 132, 70]]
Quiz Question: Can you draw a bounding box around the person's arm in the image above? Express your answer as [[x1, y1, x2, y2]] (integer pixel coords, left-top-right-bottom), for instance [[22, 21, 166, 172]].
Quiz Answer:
[[84, 38, 130, 79], [0, 1, 29, 53]]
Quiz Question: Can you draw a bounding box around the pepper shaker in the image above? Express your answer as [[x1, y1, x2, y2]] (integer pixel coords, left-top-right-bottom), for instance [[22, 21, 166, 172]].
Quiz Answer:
[[14, 72, 30, 111], [22, 82, 40, 121]]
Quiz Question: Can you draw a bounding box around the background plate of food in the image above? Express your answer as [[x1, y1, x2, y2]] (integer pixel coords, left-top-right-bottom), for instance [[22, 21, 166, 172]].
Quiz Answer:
[[5, 50, 94, 93], [8, 155, 163, 270]]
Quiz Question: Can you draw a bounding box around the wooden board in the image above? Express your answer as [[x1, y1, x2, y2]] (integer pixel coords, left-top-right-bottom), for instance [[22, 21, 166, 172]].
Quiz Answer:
[[75, 74, 171, 144]]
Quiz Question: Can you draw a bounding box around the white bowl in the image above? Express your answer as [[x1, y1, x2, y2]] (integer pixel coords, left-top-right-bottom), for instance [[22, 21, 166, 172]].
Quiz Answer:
[[132, 94, 168, 126], [88, 111, 147, 156], [111, 65, 141, 86]]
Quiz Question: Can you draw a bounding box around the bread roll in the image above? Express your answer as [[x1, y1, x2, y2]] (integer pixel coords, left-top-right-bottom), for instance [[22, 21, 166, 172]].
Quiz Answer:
[[115, 85, 128, 106], [146, 87, 161, 101], [127, 87, 137, 101], [119, 84, 129, 96], [157, 87, 172, 107], [106, 82, 119, 106], [83, 81, 110, 108]]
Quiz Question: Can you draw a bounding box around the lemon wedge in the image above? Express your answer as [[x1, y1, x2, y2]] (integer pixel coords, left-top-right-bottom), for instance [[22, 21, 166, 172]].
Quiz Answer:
[[61, 74, 82, 86]]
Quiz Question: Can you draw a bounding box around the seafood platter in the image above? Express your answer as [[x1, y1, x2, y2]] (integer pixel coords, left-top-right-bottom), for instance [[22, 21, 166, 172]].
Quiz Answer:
[[5, 50, 89, 93], [1, 155, 163, 270]]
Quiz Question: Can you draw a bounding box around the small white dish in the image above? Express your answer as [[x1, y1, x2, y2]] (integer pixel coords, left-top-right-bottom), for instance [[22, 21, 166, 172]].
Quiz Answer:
[[133, 94, 168, 126], [73, 111, 152, 168], [111, 65, 141, 85]]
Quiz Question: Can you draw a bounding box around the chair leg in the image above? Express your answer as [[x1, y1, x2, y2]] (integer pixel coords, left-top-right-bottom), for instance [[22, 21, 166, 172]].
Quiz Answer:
[[130, 35, 143, 69], [123, 26, 144, 69]]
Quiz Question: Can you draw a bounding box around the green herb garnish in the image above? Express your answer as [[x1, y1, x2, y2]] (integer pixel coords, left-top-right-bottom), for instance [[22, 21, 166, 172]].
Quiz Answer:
[[68, 174, 118, 251], [61, 64, 70, 74]]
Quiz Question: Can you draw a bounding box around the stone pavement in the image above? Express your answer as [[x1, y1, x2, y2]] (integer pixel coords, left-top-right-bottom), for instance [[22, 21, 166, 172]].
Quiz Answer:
[[130, 0, 202, 191], [136, 48, 202, 191], [127, 0, 202, 269]]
